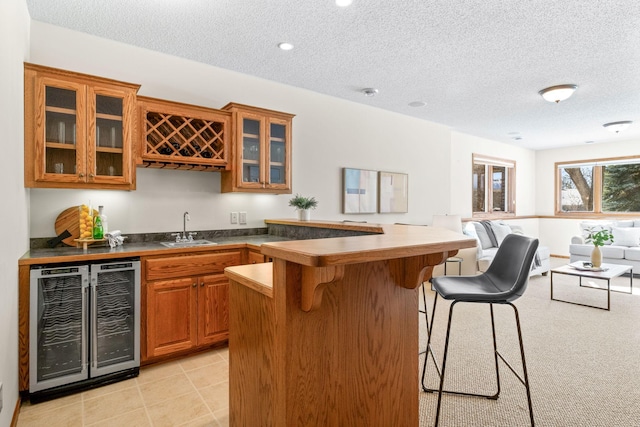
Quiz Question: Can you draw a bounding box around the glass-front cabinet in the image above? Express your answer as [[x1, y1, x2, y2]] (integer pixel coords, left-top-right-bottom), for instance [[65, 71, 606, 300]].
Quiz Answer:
[[24, 63, 139, 190], [221, 103, 294, 194]]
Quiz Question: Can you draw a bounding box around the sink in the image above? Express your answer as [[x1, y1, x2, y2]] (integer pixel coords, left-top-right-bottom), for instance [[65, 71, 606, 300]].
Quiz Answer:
[[160, 240, 218, 248]]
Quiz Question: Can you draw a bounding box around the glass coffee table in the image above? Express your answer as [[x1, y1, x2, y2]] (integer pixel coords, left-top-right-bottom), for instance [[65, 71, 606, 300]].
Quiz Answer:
[[550, 262, 633, 311]]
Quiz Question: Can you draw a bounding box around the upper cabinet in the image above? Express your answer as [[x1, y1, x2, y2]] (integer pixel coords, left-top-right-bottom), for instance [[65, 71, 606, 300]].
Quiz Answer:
[[24, 63, 140, 190], [137, 97, 231, 171], [221, 103, 294, 194]]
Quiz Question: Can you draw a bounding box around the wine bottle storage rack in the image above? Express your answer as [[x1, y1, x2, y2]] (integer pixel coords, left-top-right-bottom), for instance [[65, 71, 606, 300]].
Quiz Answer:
[[138, 99, 231, 171]]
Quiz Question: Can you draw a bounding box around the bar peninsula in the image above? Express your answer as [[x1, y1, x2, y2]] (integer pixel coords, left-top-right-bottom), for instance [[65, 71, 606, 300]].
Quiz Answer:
[[224, 220, 476, 426]]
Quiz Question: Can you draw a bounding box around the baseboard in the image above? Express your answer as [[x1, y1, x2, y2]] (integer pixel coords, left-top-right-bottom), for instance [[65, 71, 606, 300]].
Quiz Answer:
[[11, 395, 21, 427], [551, 254, 570, 259]]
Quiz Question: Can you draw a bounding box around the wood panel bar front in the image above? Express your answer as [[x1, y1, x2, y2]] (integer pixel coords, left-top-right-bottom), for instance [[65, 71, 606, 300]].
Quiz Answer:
[[226, 224, 475, 426]]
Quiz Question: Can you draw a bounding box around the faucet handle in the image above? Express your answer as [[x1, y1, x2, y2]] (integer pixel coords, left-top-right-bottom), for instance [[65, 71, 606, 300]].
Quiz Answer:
[[188, 232, 197, 242], [171, 232, 181, 242]]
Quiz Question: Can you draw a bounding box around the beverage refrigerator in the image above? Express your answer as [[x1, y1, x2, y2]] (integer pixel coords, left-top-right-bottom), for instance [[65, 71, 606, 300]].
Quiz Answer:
[[29, 259, 140, 401]]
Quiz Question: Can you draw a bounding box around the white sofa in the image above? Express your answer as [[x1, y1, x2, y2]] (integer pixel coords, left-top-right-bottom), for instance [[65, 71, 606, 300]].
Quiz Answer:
[[463, 220, 551, 276], [569, 220, 640, 272]]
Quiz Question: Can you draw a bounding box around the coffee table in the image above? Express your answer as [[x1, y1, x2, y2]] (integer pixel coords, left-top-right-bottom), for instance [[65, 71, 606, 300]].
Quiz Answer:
[[550, 262, 633, 311]]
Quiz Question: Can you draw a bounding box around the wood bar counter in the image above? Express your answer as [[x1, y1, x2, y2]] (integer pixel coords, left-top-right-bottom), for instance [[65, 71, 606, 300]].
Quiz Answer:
[[224, 222, 475, 426]]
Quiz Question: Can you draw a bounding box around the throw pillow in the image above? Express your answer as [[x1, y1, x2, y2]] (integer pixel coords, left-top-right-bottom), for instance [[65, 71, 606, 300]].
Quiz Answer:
[[579, 221, 614, 245], [472, 222, 495, 249], [490, 222, 513, 245], [611, 227, 640, 247]]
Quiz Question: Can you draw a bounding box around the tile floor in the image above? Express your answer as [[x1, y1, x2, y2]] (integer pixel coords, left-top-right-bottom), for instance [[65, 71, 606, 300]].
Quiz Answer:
[[17, 347, 229, 427]]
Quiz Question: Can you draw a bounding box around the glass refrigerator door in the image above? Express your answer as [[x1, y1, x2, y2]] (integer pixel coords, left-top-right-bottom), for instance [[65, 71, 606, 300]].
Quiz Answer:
[[29, 266, 89, 393], [90, 261, 140, 377]]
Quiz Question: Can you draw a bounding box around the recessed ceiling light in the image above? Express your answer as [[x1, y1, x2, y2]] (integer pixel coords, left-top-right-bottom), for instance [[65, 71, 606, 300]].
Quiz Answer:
[[277, 42, 294, 51], [408, 101, 426, 107], [603, 121, 633, 133], [336, 0, 353, 6], [361, 88, 378, 97], [512, 136, 522, 141], [585, 140, 595, 144], [538, 84, 578, 103]]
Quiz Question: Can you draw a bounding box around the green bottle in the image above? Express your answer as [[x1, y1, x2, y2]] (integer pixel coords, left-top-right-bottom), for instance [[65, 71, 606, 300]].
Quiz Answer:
[[93, 207, 104, 239]]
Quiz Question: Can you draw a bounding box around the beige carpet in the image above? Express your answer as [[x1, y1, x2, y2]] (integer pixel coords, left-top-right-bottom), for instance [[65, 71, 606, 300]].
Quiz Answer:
[[418, 260, 640, 427]]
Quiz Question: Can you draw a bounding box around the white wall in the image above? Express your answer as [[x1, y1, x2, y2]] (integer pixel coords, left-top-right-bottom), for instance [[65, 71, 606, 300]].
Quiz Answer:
[[536, 139, 640, 256], [28, 21, 458, 237], [0, 0, 30, 425]]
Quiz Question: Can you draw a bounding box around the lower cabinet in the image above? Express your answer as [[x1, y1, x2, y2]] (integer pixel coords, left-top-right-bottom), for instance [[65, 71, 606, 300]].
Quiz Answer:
[[143, 250, 241, 360], [247, 248, 266, 264]]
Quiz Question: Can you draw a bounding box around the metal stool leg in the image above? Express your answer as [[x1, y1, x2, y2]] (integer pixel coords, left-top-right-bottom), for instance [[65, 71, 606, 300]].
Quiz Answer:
[[509, 302, 535, 426]]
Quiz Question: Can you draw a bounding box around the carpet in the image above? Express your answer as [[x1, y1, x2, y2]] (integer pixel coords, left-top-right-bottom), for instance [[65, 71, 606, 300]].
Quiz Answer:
[[418, 261, 640, 427]]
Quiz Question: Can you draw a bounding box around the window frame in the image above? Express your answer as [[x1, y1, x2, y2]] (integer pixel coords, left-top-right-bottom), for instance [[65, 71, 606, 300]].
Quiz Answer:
[[472, 154, 516, 219], [555, 155, 640, 217]]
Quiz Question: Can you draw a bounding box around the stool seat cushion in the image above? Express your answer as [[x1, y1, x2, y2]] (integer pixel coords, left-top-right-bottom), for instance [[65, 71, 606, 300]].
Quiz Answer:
[[432, 275, 513, 303]]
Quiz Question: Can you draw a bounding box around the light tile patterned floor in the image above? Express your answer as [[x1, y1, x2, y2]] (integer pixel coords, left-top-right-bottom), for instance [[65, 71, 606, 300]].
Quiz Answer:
[[17, 347, 229, 427]]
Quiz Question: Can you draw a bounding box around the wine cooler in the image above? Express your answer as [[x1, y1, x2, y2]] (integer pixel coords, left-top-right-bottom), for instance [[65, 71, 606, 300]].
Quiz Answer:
[[29, 259, 140, 400]]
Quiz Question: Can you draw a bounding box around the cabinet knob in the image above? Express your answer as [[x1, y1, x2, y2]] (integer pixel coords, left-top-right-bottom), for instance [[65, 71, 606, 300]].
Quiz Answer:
[[200, 282, 205, 287], [78, 173, 84, 178], [192, 282, 197, 288], [89, 173, 95, 179]]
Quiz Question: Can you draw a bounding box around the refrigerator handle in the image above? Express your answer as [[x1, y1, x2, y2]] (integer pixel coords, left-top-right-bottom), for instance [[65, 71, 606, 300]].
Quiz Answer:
[[91, 275, 98, 370], [82, 277, 89, 373]]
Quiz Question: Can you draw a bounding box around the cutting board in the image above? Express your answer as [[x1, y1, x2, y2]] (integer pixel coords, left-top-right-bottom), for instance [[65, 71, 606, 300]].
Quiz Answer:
[[54, 206, 82, 246], [55, 206, 99, 247]]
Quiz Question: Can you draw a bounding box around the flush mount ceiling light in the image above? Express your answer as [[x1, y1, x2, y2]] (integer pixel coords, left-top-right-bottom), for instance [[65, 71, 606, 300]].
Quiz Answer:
[[603, 121, 633, 133], [336, 0, 353, 6], [538, 84, 578, 103], [362, 88, 378, 97], [408, 101, 426, 107], [277, 42, 294, 51]]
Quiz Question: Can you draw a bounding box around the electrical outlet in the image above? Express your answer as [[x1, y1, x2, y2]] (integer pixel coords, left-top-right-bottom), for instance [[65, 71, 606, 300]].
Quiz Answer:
[[230, 212, 238, 224], [239, 211, 247, 225]]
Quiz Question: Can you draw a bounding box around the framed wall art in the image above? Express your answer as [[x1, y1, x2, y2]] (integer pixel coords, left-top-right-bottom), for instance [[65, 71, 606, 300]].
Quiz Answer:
[[378, 171, 408, 213], [342, 168, 378, 214]]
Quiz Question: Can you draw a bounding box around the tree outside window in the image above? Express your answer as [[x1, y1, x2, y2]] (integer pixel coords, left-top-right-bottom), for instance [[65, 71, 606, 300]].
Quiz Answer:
[[556, 157, 640, 214]]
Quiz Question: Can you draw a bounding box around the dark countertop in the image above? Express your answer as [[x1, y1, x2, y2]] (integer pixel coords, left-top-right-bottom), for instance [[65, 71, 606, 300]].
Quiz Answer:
[[19, 234, 291, 265]]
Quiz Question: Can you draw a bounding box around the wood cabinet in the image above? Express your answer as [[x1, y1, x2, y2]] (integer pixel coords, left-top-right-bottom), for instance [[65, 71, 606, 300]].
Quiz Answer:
[[24, 63, 139, 190], [221, 103, 294, 194], [137, 97, 231, 171], [142, 250, 241, 360], [246, 248, 266, 264]]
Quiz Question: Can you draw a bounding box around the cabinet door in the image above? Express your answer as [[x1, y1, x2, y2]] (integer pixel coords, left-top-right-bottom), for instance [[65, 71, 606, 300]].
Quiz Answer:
[[265, 117, 291, 191], [33, 76, 87, 183], [146, 277, 197, 358], [87, 85, 135, 185], [237, 111, 266, 190], [197, 274, 229, 346], [247, 250, 265, 264]]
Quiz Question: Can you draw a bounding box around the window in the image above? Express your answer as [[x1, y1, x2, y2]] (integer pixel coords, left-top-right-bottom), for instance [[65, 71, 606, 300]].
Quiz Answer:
[[556, 156, 640, 214], [472, 154, 516, 217]]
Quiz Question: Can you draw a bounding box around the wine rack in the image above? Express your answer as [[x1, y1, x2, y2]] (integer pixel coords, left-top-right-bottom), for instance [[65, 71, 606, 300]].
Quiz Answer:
[[137, 97, 231, 171]]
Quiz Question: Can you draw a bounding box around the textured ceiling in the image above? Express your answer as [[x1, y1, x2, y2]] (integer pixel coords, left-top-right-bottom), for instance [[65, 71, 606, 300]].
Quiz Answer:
[[25, 0, 640, 150]]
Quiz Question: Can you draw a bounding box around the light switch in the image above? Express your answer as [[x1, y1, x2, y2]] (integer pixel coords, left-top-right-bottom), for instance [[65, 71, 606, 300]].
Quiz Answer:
[[239, 212, 247, 225], [230, 212, 238, 224]]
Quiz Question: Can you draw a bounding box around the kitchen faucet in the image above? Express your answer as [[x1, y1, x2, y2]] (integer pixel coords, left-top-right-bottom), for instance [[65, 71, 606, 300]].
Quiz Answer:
[[183, 211, 190, 241], [171, 212, 197, 242]]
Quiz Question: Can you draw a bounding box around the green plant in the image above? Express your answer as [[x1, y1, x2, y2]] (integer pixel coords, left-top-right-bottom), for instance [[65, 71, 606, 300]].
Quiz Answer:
[[585, 227, 614, 247], [288, 194, 318, 210]]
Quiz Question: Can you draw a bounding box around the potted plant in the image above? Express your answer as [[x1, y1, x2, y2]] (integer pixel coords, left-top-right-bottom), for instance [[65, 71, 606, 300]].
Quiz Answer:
[[585, 227, 614, 268], [289, 194, 318, 221]]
